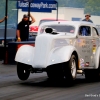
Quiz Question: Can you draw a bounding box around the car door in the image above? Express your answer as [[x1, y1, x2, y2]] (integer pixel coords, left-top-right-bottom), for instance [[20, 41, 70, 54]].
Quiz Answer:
[[76, 25, 93, 67]]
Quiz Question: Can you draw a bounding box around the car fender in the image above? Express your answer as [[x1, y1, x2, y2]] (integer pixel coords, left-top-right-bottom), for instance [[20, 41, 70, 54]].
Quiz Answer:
[[15, 45, 35, 66], [94, 47, 100, 69], [47, 45, 77, 66]]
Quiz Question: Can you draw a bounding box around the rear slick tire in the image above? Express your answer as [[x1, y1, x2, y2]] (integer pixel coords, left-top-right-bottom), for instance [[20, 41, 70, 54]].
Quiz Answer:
[[64, 55, 77, 82]]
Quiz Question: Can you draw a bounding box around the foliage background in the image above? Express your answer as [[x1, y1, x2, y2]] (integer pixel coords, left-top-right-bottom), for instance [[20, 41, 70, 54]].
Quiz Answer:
[[56, 0, 100, 16], [0, 0, 100, 27], [0, 0, 17, 28]]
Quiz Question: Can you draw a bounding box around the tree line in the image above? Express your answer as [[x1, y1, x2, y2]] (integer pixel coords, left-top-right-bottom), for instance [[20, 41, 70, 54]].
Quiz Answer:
[[57, 0, 100, 16]]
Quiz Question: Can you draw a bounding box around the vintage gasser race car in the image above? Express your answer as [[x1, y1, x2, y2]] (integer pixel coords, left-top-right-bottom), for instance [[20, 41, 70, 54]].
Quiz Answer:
[[15, 21, 100, 81]]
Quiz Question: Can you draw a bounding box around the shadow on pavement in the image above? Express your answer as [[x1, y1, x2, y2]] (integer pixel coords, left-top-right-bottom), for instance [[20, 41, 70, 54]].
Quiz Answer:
[[19, 77, 100, 88]]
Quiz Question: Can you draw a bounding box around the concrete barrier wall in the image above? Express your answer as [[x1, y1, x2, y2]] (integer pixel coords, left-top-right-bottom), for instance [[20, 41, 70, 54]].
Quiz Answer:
[[0, 29, 16, 38]]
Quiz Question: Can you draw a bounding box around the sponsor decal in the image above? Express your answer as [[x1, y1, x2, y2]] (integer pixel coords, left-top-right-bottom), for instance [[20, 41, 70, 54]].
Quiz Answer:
[[85, 62, 89, 67], [80, 63, 84, 67], [77, 39, 81, 43], [91, 56, 93, 59], [70, 30, 74, 33], [70, 40, 73, 44], [80, 58, 84, 63], [92, 45, 96, 54], [80, 58, 84, 67]]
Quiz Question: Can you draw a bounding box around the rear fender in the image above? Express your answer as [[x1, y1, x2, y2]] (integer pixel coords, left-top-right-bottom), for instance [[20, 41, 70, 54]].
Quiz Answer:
[[15, 45, 35, 65], [94, 47, 100, 69]]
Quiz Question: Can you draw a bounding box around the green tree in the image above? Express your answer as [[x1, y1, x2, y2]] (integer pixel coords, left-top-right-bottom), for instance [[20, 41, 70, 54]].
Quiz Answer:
[[0, 0, 17, 28], [85, 0, 100, 16], [8, 0, 17, 26], [56, 0, 69, 7], [0, 0, 6, 25], [65, 0, 88, 8], [57, 0, 100, 16], [57, 0, 88, 8]]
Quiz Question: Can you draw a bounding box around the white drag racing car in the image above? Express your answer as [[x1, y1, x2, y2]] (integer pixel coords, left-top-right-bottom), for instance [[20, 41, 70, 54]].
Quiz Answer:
[[15, 21, 100, 81]]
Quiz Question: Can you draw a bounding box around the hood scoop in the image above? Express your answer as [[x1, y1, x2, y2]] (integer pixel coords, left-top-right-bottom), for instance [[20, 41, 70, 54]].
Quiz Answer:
[[45, 27, 59, 35]]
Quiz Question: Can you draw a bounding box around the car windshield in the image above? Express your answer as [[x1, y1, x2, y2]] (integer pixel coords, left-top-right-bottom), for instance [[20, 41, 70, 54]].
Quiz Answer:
[[42, 25, 75, 34]]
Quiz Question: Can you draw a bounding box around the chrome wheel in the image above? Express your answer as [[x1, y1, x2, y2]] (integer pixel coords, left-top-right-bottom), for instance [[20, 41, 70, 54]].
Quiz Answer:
[[71, 59, 76, 79], [64, 54, 77, 81]]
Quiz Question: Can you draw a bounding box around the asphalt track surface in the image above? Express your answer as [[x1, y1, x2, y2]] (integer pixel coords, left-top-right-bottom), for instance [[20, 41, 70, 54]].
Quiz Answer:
[[0, 61, 100, 100]]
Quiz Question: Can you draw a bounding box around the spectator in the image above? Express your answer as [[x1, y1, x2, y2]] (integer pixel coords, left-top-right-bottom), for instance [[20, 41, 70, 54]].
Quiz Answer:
[[82, 13, 93, 23], [16, 13, 35, 41], [0, 16, 8, 23]]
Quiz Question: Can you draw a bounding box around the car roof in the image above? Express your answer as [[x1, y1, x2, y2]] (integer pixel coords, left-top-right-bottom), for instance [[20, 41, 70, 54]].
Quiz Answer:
[[39, 21, 96, 27], [40, 18, 67, 21]]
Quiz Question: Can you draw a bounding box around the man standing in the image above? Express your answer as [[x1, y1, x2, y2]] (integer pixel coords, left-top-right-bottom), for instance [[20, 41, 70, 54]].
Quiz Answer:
[[16, 13, 35, 41], [82, 13, 93, 23], [0, 16, 7, 23]]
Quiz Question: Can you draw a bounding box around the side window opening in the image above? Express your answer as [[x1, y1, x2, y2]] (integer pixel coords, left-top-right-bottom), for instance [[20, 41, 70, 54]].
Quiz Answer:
[[79, 26, 91, 36], [92, 27, 99, 36]]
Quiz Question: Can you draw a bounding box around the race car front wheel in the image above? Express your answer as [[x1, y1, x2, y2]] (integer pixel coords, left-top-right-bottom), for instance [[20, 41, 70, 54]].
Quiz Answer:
[[64, 54, 77, 81], [17, 62, 30, 81]]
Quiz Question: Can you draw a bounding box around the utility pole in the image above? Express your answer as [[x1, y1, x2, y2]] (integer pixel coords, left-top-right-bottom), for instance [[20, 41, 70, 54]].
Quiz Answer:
[[55, 0, 58, 21], [4, 0, 8, 64]]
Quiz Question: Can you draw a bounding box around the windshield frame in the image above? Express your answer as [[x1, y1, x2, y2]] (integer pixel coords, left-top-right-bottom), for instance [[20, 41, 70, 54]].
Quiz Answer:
[[39, 24, 75, 35]]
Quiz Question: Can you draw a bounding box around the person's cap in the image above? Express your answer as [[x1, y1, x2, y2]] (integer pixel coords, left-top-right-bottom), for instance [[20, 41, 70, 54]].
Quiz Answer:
[[85, 13, 91, 17], [23, 14, 29, 18]]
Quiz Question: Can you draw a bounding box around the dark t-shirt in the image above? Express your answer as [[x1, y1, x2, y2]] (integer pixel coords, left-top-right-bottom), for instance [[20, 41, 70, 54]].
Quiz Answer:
[[17, 20, 31, 41], [82, 19, 93, 23]]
